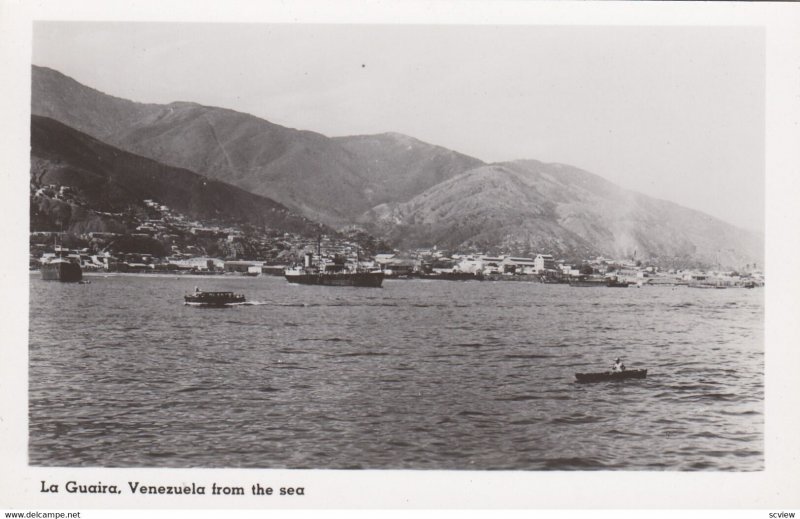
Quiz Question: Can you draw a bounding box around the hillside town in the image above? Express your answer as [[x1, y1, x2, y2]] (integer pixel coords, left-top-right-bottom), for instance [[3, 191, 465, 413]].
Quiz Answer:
[[29, 187, 765, 288]]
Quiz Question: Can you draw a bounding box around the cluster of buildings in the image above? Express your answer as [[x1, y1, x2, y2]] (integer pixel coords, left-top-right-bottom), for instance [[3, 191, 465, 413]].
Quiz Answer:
[[30, 228, 765, 287], [29, 196, 377, 274], [375, 252, 556, 277], [373, 249, 764, 287], [30, 187, 764, 286], [32, 184, 77, 201]]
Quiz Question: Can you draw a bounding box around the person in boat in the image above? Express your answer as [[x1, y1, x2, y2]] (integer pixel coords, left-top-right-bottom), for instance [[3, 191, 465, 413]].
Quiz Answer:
[[611, 357, 626, 373]]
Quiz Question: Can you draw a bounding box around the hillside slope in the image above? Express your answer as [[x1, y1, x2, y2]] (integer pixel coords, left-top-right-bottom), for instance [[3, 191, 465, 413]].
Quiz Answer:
[[30, 115, 321, 235], [32, 65, 484, 225], [332, 132, 485, 205], [32, 65, 763, 267], [361, 160, 763, 268]]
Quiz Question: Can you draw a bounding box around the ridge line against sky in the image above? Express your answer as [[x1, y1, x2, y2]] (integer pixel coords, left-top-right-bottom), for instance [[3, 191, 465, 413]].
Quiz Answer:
[[32, 22, 765, 233]]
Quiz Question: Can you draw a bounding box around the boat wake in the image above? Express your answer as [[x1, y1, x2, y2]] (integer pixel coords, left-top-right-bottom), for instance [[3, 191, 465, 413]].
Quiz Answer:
[[220, 301, 309, 307]]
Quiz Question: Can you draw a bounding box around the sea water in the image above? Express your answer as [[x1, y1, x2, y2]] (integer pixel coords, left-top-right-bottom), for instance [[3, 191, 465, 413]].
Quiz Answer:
[[28, 274, 763, 470]]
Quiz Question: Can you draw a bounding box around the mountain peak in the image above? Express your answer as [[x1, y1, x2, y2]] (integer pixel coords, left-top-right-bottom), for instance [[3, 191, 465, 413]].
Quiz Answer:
[[166, 100, 204, 109], [379, 131, 418, 142]]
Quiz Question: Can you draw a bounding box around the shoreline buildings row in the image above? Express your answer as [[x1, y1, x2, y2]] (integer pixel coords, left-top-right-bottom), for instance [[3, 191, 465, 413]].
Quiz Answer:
[[30, 190, 764, 287], [32, 239, 765, 289]]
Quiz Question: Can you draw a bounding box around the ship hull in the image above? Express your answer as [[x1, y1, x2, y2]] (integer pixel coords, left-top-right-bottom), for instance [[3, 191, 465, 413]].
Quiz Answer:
[[569, 280, 606, 287], [285, 272, 384, 287], [40, 262, 82, 282]]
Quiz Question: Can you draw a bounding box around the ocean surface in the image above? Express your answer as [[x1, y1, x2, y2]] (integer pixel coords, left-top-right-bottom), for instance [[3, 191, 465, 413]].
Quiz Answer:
[[29, 274, 764, 470]]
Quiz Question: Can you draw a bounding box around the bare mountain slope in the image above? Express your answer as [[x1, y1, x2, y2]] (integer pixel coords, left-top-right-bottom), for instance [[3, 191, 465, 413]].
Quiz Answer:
[[31, 66, 163, 141], [361, 160, 763, 268], [332, 132, 485, 205], [30, 115, 321, 235], [32, 66, 483, 226]]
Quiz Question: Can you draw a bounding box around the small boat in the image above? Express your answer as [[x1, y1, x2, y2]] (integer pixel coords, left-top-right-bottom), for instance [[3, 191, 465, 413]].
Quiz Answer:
[[568, 278, 607, 287], [184, 289, 245, 307], [574, 369, 648, 383], [688, 282, 726, 289]]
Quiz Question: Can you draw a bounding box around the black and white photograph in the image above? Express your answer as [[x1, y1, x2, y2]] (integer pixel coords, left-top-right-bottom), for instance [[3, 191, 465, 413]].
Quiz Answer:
[[2, 0, 800, 513]]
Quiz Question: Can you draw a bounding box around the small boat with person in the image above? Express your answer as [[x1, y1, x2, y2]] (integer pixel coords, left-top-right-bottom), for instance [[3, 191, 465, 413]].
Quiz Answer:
[[574, 369, 648, 383], [575, 357, 647, 383], [184, 288, 246, 307]]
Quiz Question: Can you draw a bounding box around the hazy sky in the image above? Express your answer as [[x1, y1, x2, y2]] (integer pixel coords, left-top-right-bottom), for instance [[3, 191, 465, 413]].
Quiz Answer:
[[33, 22, 765, 231]]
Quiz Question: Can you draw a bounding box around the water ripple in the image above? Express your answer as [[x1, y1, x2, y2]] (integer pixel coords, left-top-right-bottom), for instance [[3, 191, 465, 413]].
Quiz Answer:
[[29, 275, 763, 470]]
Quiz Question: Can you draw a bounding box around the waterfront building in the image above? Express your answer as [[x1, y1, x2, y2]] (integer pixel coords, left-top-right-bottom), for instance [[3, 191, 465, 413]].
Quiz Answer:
[[479, 255, 504, 274], [171, 257, 224, 271], [224, 260, 260, 273], [379, 258, 416, 276], [534, 254, 556, 273], [455, 257, 484, 274], [500, 257, 537, 274]]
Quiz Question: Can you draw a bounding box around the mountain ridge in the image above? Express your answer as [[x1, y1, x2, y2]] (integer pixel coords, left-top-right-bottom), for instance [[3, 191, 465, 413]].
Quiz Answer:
[[32, 65, 484, 226], [31, 65, 763, 268], [29, 114, 323, 236], [360, 160, 762, 268]]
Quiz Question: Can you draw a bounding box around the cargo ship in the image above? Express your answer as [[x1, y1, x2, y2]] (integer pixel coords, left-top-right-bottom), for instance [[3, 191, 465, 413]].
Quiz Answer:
[[284, 252, 383, 288], [40, 247, 82, 282]]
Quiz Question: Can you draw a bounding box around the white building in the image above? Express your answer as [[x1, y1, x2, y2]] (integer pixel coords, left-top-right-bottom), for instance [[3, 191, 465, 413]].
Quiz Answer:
[[456, 257, 484, 274], [534, 254, 556, 273]]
